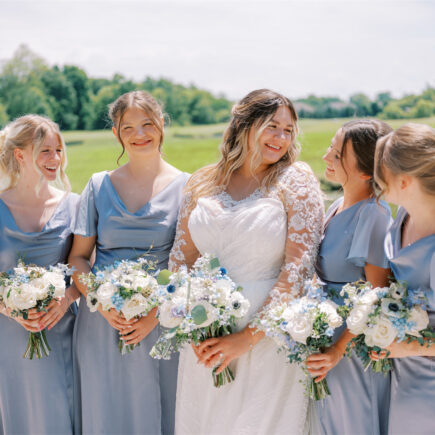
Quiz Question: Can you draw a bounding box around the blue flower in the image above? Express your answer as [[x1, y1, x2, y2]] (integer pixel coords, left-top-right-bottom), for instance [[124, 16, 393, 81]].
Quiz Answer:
[[167, 284, 176, 293], [111, 293, 124, 311], [325, 327, 334, 337], [219, 267, 227, 276]]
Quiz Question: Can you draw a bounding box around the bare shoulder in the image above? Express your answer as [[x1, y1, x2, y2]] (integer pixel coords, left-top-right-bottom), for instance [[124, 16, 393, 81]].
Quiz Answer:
[[162, 161, 183, 181]]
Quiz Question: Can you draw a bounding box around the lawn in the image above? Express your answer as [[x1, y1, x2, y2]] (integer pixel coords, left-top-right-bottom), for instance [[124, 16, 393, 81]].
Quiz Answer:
[[65, 117, 435, 203]]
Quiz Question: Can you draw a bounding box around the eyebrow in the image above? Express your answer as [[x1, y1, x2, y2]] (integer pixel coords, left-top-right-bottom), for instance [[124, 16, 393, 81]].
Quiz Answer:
[[330, 145, 341, 155], [121, 118, 152, 126], [270, 118, 294, 128]]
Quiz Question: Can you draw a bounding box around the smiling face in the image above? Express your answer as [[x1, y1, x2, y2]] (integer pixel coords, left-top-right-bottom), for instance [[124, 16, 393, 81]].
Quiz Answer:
[[248, 105, 295, 170], [35, 132, 64, 181], [113, 106, 162, 158], [323, 128, 361, 186], [16, 131, 64, 182]]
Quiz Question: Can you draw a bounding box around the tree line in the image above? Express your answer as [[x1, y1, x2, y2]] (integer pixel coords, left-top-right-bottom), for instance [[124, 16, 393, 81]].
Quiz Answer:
[[0, 45, 434, 130]]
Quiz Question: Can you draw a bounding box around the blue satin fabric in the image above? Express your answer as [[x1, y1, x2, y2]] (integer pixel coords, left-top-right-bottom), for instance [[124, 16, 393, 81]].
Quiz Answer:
[[385, 207, 435, 435], [0, 193, 79, 434], [314, 197, 393, 435], [73, 171, 189, 435]]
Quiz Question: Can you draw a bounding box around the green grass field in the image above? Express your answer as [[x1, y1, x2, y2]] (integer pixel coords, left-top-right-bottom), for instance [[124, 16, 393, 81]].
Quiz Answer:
[[65, 117, 435, 202]]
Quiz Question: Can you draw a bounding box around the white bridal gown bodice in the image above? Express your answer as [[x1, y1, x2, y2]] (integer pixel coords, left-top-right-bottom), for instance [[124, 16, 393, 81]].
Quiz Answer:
[[169, 161, 324, 435]]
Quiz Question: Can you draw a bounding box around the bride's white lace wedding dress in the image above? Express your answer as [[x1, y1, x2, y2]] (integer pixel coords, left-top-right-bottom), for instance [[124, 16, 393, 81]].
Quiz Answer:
[[169, 161, 324, 435]]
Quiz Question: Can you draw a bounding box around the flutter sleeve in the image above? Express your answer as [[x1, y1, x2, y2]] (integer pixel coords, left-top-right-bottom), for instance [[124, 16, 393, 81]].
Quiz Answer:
[[347, 201, 392, 269], [267, 162, 324, 304], [74, 174, 99, 238], [168, 192, 200, 271]]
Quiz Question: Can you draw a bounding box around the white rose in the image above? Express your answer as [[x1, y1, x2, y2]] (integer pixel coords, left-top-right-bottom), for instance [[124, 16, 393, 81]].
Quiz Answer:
[[96, 282, 117, 310], [214, 279, 232, 305], [359, 290, 380, 306], [159, 301, 184, 328], [319, 300, 343, 328], [364, 317, 397, 348], [406, 306, 429, 336], [286, 313, 314, 344], [346, 305, 372, 335], [121, 294, 148, 321], [44, 272, 66, 298], [7, 285, 37, 310], [29, 278, 49, 300]]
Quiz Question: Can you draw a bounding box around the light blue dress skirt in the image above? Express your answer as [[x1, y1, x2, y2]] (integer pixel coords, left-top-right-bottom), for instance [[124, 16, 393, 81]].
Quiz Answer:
[[385, 207, 435, 435], [73, 171, 189, 435], [314, 197, 393, 435], [0, 193, 79, 435]]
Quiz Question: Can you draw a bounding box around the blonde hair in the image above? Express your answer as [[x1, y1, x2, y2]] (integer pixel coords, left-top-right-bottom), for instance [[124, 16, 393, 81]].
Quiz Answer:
[[185, 89, 299, 209], [0, 115, 70, 193], [108, 91, 165, 164], [375, 123, 435, 196]]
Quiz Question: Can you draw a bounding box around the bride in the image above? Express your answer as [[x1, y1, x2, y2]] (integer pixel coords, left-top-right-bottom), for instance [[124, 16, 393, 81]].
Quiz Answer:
[[169, 89, 324, 434]]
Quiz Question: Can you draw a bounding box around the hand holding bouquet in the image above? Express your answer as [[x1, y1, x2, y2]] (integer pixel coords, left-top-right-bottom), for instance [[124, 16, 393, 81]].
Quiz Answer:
[[0, 261, 70, 359], [341, 281, 434, 373], [80, 257, 161, 354], [150, 254, 250, 387], [256, 284, 346, 400]]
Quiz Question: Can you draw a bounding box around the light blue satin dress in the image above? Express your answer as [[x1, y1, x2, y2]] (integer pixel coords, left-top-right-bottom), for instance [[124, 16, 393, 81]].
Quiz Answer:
[[314, 197, 393, 435], [385, 207, 435, 435], [73, 171, 189, 435], [0, 193, 78, 435]]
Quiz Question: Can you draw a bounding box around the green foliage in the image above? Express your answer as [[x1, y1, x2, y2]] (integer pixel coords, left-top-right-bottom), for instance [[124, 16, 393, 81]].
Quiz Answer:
[[0, 103, 9, 128]]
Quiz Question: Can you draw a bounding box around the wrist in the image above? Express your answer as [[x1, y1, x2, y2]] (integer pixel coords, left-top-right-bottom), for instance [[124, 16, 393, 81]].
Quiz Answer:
[[242, 325, 264, 348]]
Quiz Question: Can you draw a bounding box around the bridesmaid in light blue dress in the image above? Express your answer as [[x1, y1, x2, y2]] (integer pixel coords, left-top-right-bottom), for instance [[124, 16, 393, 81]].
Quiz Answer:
[[0, 115, 79, 434], [374, 123, 435, 435], [306, 120, 394, 435], [69, 91, 188, 434]]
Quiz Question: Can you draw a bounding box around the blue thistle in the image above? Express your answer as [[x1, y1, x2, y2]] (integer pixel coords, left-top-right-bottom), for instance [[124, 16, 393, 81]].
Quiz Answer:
[[167, 284, 176, 293]]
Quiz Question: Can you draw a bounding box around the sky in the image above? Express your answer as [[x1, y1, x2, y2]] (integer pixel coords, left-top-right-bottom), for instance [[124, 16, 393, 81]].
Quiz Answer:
[[0, 0, 434, 101]]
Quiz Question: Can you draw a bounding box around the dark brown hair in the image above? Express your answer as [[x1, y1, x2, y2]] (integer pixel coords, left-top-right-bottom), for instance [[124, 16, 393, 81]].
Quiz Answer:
[[340, 119, 393, 190]]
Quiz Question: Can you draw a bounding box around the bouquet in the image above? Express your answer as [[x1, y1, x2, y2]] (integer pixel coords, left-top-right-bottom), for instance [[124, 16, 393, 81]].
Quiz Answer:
[[341, 281, 434, 373], [150, 254, 250, 387], [80, 258, 161, 354], [256, 284, 346, 400], [0, 261, 70, 359]]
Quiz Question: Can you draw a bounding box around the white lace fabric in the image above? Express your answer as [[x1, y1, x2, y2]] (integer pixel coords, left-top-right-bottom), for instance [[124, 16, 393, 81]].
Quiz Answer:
[[169, 161, 324, 305]]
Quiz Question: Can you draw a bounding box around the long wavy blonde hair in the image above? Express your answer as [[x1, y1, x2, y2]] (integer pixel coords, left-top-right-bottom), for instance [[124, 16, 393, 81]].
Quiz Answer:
[[0, 114, 70, 193], [185, 89, 299, 210]]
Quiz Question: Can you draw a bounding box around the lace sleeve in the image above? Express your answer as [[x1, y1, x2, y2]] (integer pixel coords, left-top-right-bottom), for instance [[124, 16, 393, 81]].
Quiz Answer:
[[168, 192, 200, 271], [267, 162, 324, 304]]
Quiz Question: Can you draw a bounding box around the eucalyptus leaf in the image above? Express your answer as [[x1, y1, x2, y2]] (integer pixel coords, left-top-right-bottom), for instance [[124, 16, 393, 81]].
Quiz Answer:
[[156, 269, 171, 285], [191, 305, 208, 325]]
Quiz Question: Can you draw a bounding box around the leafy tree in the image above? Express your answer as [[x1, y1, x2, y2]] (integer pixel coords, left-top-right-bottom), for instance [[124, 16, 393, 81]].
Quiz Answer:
[[0, 103, 9, 128]]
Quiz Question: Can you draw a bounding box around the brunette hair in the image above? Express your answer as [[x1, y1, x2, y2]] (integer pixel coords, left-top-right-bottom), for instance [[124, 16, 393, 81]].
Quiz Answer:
[[108, 90, 165, 164], [340, 119, 393, 190]]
